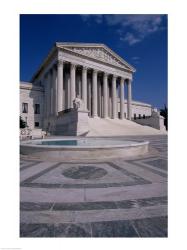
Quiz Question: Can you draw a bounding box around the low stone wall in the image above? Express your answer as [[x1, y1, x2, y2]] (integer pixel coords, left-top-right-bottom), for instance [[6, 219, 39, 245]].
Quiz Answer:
[[134, 111, 166, 131], [20, 128, 46, 140]]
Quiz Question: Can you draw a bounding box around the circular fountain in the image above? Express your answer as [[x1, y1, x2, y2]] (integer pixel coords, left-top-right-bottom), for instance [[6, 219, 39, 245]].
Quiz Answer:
[[20, 137, 149, 160]]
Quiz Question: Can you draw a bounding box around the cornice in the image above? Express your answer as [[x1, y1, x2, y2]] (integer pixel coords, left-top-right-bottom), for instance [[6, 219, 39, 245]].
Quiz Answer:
[[20, 82, 44, 92]]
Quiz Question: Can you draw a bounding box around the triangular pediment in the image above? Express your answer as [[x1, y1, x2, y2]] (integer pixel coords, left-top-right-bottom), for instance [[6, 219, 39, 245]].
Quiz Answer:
[[56, 43, 135, 72]]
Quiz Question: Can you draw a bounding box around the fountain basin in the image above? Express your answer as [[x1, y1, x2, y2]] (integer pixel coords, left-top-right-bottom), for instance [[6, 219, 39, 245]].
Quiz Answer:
[[20, 137, 149, 160]]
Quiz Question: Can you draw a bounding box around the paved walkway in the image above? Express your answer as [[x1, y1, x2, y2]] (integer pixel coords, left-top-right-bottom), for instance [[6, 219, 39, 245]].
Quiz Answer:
[[20, 135, 167, 237]]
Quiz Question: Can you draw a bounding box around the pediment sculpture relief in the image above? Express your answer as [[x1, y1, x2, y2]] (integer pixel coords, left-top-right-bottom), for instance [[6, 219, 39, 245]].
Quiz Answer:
[[66, 47, 126, 68]]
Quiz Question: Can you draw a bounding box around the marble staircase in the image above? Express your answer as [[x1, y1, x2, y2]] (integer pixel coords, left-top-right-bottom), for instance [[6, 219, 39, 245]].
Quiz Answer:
[[87, 117, 167, 136]]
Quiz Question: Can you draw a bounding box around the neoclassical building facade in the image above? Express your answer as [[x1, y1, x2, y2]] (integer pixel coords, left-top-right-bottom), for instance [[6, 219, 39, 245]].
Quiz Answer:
[[20, 42, 155, 134]]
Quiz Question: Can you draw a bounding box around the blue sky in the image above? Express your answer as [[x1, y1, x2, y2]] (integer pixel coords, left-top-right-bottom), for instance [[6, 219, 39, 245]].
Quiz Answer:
[[20, 14, 167, 108]]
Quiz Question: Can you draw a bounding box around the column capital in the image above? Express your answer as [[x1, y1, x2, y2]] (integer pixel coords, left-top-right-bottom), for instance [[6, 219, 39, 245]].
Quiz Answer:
[[93, 69, 98, 74], [127, 79, 132, 84], [70, 63, 77, 70], [112, 75, 117, 80], [57, 60, 63, 66], [103, 72, 108, 77], [120, 77, 124, 84], [82, 66, 88, 71]]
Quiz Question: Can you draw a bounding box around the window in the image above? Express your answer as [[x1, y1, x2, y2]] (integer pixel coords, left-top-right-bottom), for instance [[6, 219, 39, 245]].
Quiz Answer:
[[134, 114, 136, 120], [34, 104, 40, 114], [22, 103, 28, 113], [35, 122, 39, 127], [139, 114, 141, 119], [143, 114, 145, 119]]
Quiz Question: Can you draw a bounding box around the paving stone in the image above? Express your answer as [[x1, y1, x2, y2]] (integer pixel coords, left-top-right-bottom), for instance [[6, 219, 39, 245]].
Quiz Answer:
[[131, 216, 168, 237], [136, 196, 167, 207], [53, 201, 117, 211], [20, 196, 167, 212], [145, 159, 167, 171], [54, 223, 92, 237], [91, 220, 138, 237], [62, 166, 107, 180], [20, 202, 54, 211], [20, 223, 55, 237]]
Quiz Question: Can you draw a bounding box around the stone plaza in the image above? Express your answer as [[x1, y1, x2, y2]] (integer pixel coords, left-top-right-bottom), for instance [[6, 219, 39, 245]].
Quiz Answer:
[[20, 134, 167, 237]]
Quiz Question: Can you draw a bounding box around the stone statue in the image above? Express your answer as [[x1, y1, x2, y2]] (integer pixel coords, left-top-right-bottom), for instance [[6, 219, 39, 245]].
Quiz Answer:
[[73, 98, 85, 111]]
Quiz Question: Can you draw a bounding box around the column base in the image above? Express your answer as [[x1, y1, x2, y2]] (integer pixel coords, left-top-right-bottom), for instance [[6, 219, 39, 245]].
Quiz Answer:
[[103, 115, 108, 119], [92, 115, 99, 119]]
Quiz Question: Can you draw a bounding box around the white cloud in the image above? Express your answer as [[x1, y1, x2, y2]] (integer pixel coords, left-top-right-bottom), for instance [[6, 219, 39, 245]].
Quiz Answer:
[[80, 14, 103, 24], [120, 33, 141, 45], [81, 14, 166, 46], [131, 56, 140, 64]]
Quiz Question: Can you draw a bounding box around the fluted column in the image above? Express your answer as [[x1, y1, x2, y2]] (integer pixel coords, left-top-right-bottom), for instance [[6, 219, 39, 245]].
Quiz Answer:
[[46, 73, 51, 119], [103, 73, 108, 118], [50, 69, 53, 115], [92, 69, 98, 117], [52, 66, 57, 115], [57, 60, 63, 112], [120, 77, 124, 119], [112, 75, 117, 119], [70, 63, 76, 108], [82, 66, 87, 109], [87, 78, 91, 116], [127, 79, 132, 120]]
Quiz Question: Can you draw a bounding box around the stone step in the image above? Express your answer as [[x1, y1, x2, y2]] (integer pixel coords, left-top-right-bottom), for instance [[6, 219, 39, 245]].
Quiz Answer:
[[87, 117, 166, 136]]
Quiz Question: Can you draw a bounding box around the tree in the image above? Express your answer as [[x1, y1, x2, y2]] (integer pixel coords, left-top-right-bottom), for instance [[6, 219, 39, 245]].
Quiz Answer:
[[20, 116, 26, 128], [160, 105, 168, 130]]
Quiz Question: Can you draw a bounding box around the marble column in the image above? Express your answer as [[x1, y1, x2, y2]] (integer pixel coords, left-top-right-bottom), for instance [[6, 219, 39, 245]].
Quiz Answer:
[[120, 77, 125, 119], [87, 77, 91, 116], [82, 66, 87, 109], [98, 78, 102, 117], [46, 71, 51, 118], [52, 66, 57, 116], [103, 73, 108, 118], [127, 79, 132, 120], [50, 69, 54, 115], [108, 81, 111, 118], [70, 63, 76, 108], [43, 76, 47, 119], [57, 60, 63, 112], [65, 73, 70, 109], [92, 69, 98, 117], [112, 75, 117, 119]]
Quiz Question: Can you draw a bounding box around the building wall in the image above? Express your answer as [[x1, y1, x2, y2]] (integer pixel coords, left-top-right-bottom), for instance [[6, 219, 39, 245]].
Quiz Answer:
[[134, 110, 166, 131], [117, 99, 152, 119], [20, 82, 44, 129]]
